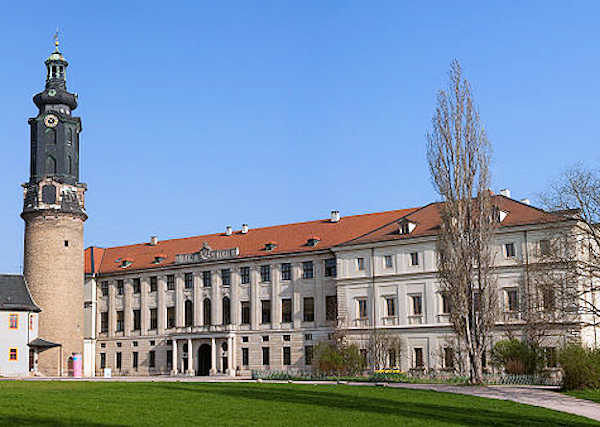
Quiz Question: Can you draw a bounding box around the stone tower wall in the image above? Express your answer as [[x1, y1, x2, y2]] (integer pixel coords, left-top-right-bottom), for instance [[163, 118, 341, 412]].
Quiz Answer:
[[23, 212, 84, 376]]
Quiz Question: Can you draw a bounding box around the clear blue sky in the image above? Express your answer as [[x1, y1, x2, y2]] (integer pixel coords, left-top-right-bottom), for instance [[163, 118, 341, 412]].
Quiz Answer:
[[0, 1, 598, 273]]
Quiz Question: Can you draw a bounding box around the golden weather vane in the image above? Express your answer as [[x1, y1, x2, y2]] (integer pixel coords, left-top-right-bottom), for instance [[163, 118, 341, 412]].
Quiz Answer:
[[53, 27, 60, 50]]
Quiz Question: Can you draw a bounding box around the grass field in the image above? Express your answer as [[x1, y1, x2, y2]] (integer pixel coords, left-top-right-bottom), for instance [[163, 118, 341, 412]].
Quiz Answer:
[[565, 389, 600, 404], [0, 381, 597, 426]]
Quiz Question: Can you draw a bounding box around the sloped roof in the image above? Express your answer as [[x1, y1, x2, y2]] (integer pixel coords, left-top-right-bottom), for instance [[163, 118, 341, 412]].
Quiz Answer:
[[340, 196, 567, 247], [85, 208, 420, 275], [0, 275, 40, 312]]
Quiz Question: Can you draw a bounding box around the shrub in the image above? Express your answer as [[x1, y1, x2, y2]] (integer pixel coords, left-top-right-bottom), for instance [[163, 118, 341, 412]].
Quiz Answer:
[[558, 344, 600, 390], [313, 342, 365, 376], [491, 339, 544, 375]]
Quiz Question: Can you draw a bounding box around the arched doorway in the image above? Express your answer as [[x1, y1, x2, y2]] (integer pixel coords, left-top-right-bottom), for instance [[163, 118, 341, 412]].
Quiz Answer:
[[198, 344, 211, 376]]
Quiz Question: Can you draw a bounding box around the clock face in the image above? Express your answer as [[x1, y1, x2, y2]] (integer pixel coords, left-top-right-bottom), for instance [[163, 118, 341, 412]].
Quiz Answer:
[[48, 89, 56, 96], [44, 114, 59, 128]]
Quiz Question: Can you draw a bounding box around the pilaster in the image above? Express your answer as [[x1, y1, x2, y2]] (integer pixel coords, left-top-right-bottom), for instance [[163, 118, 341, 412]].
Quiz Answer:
[[140, 277, 149, 335], [157, 276, 166, 333], [124, 279, 132, 336], [175, 273, 184, 327], [272, 264, 281, 329]]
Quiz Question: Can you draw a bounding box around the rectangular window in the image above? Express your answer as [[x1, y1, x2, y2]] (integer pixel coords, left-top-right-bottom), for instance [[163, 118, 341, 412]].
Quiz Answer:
[[506, 289, 519, 312], [303, 297, 314, 322], [358, 299, 368, 319], [410, 252, 419, 266], [545, 347, 557, 368], [133, 309, 141, 331], [505, 242, 516, 258], [414, 348, 424, 368], [302, 261, 313, 279], [150, 276, 158, 292], [262, 347, 270, 366], [150, 308, 157, 330], [543, 287, 555, 311], [133, 278, 141, 294], [386, 297, 396, 317], [241, 267, 250, 284], [167, 307, 175, 328], [326, 295, 337, 321], [384, 255, 393, 268], [262, 335, 269, 342], [166, 350, 173, 368], [117, 280, 124, 295], [412, 295, 423, 315], [357, 257, 365, 271], [443, 347, 454, 369], [116, 352, 122, 369], [242, 336, 249, 343], [241, 301, 250, 324], [29, 315, 34, 330], [133, 351, 138, 369], [539, 239, 551, 256], [260, 265, 271, 282], [305, 333, 312, 341], [116, 311, 124, 332], [8, 348, 17, 361], [202, 271, 212, 287], [473, 291, 481, 312], [281, 263, 292, 281], [101, 281, 109, 296], [283, 347, 291, 365], [305, 345, 313, 365], [166, 275, 175, 290], [281, 298, 292, 323], [8, 314, 18, 329], [242, 348, 249, 366], [184, 272, 193, 289], [100, 312, 108, 333], [149, 351, 155, 368], [261, 300, 271, 324], [324, 258, 337, 277], [441, 293, 451, 314], [221, 269, 231, 286], [283, 334, 291, 341], [100, 353, 106, 369]]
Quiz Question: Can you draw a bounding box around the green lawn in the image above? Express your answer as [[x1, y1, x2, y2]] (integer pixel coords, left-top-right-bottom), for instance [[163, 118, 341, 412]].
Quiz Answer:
[[565, 389, 600, 404], [0, 381, 597, 426]]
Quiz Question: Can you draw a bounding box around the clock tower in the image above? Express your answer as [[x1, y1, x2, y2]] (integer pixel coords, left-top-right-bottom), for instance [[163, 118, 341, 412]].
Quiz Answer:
[[22, 40, 87, 376]]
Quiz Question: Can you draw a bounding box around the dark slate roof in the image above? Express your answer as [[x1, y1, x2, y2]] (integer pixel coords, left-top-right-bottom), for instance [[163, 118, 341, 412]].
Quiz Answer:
[[29, 337, 60, 348], [0, 275, 40, 312]]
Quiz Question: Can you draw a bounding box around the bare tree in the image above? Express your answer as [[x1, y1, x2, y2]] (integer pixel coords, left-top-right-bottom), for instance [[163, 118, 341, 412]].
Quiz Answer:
[[427, 60, 498, 384], [367, 328, 403, 370]]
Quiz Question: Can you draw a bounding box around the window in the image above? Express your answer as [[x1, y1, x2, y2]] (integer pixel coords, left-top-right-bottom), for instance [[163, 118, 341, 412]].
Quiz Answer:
[[167, 307, 175, 329], [242, 348, 249, 366], [358, 299, 368, 319], [542, 287, 555, 311], [222, 297, 231, 325], [544, 347, 557, 368], [150, 276, 158, 292], [100, 353, 106, 369], [411, 295, 423, 315], [410, 252, 419, 266], [357, 257, 365, 271], [117, 280, 124, 295], [441, 293, 451, 314], [29, 315, 34, 330], [133, 309, 141, 331], [167, 275, 175, 290], [262, 347, 270, 366], [281, 263, 292, 281], [400, 222, 410, 235], [302, 261, 313, 279], [505, 242, 516, 258], [260, 265, 271, 282], [324, 258, 337, 277], [326, 295, 337, 321], [539, 239, 551, 256], [241, 301, 250, 324], [221, 269, 231, 286], [185, 300, 193, 327], [203, 298, 212, 325], [133, 278, 141, 294], [282, 298, 292, 323], [150, 308, 157, 330], [414, 348, 424, 368], [117, 342, 122, 348], [305, 345, 313, 365], [283, 347, 291, 365], [185, 273, 193, 289], [303, 297, 314, 322], [150, 340, 155, 346], [8, 348, 17, 361], [133, 351, 138, 369], [443, 347, 454, 369], [384, 255, 393, 268], [283, 335, 291, 342], [166, 350, 173, 368], [8, 314, 18, 329], [116, 352, 122, 369], [241, 267, 250, 284], [261, 300, 271, 324], [304, 334, 312, 341], [473, 291, 481, 312], [506, 289, 518, 312], [386, 297, 396, 317], [101, 281, 109, 296], [149, 351, 155, 368], [203, 271, 212, 287], [100, 312, 108, 333], [116, 311, 124, 332], [64, 239, 70, 247], [133, 341, 138, 347], [242, 336, 249, 343]]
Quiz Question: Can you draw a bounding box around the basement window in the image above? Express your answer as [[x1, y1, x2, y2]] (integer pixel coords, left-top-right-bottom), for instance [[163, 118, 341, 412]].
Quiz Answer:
[[64, 240, 69, 247]]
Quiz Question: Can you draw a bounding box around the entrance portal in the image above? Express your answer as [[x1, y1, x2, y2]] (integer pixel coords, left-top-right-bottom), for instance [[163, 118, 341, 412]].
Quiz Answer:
[[198, 344, 211, 376]]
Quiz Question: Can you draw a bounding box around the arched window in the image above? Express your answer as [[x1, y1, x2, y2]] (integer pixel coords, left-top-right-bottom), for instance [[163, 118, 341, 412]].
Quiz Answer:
[[203, 298, 211, 326], [222, 297, 231, 325], [185, 300, 193, 327], [68, 156, 72, 175], [67, 128, 73, 145], [46, 155, 57, 175]]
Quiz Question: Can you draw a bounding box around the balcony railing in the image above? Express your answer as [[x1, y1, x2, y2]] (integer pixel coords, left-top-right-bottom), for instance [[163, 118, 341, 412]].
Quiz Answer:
[[381, 316, 400, 326], [502, 311, 521, 322], [408, 315, 423, 325], [437, 314, 451, 323], [174, 324, 239, 334], [353, 318, 370, 327]]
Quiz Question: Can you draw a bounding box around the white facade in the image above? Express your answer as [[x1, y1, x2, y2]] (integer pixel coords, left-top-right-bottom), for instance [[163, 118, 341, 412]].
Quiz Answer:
[[0, 310, 38, 376]]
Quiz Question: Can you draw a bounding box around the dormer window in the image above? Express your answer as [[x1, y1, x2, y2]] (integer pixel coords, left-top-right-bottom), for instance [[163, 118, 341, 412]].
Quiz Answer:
[[399, 220, 416, 235], [120, 258, 133, 268], [153, 254, 167, 264], [307, 236, 320, 247], [492, 206, 509, 223], [115, 257, 122, 264], [265, 241, 277, 251]]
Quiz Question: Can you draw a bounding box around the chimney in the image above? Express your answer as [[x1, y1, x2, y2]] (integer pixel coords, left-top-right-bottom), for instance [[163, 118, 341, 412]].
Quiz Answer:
[[520, 198, 530, 205], [225, 226, 233, 236], [330, 210, 340, 223], [150, 236, 158, 246], [499, 189, 511, 198], [241, 224, 249, 234]]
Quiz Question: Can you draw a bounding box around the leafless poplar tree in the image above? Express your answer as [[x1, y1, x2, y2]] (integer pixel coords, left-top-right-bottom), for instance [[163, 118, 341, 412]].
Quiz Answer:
[[427, 60, 498, 384]]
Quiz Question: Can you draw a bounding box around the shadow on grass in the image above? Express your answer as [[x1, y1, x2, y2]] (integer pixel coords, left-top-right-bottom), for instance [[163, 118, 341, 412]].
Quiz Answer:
[[160, 383, 595, 426], [0, 415, 121, 426]]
